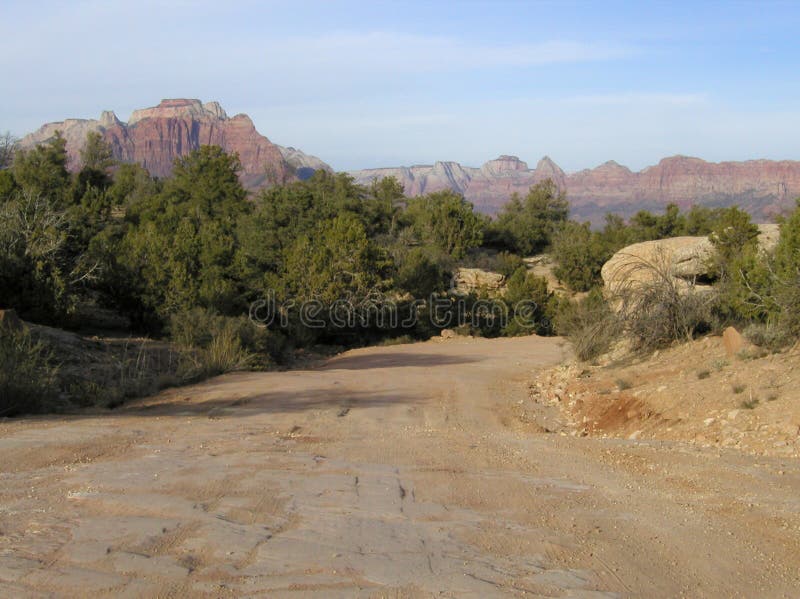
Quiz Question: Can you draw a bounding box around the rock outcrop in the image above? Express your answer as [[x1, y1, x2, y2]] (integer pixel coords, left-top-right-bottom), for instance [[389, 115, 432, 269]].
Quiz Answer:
[[601, 225, 782, 298], [351, 155, 800, 223], [19, 99, 331, 189], [452, 268, 506, 296], [351, 155, 559, 214], [21, 101, 800, 222]]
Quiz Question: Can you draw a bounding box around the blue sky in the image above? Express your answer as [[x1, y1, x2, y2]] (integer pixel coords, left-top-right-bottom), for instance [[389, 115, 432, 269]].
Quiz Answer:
[[2, 0, 800, 172]]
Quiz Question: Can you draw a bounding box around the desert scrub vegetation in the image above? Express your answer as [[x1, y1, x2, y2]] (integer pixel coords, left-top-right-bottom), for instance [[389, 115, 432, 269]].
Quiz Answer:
[[168, 308, 286, 378], [68, 339, 186, 409], [379, 334, 415, 346], [711, 358, 729, 370], [554, 252, 717, 362], [549, 204, 733, 293], [610, 245, 718, 354], [742, 323, 792, 352], [0, 326, 60, 416], [5, 130, 800, 411], [553, 289, 621, 361], [740, 397, 760, 410]]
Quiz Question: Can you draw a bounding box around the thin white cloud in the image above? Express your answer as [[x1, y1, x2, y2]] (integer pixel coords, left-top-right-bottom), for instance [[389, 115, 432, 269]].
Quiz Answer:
[[267, 32, 633, 72], [566, 93, 709, 106]]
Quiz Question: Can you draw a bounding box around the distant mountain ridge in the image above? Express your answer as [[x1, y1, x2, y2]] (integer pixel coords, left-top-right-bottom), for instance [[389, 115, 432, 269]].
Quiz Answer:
[[351, 154, 800, 223], [19, 101, 800, 223], [19, 99, 331, 188]]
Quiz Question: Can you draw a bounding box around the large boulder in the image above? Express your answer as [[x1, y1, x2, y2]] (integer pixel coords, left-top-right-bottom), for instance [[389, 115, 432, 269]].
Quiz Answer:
[[602, 226, 782, 298], [601, 237, 714, 297], [670, 237, 715, 279]]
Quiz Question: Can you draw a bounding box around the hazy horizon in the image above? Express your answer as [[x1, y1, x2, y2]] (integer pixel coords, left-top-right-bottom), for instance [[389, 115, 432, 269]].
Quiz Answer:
[[3, 0, 800, 172]]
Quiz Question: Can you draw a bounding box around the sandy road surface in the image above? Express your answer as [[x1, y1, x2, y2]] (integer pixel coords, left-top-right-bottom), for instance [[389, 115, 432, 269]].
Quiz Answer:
[[1, 335, 800, 597]]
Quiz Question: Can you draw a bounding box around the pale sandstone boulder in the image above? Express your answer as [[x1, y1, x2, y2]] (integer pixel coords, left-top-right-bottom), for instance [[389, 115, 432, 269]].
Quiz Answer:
[[603, 226, 782, 298], [452, 268, 505, 296], [670, 237, 715, 279], [601, 237, 712, 297]]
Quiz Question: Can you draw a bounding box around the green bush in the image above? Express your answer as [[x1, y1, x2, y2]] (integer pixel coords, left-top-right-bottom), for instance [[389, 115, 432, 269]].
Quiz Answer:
[[710, 201, 800, 342], [488, 179, 569, 255], [709, 207, 760, 275], [501, 267, 554, 336], [404, 190, 485, 259], [493, 251, 526, 278], [0, 327, 60, 416], [550, 221, 608, 292], [395, 247, 447, 298]]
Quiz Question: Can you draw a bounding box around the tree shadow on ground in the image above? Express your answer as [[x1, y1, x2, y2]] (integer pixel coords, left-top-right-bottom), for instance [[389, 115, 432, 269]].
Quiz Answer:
[[6, 351, 480, 423], [115, 385, 420, 418], [319, 352, 481, 371]]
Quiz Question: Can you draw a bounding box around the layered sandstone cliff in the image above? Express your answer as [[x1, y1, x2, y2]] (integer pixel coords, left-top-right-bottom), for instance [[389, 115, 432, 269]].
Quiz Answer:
[[20, 99, 330, 188], [352, 155, 800, 223], [20, 102, 800, 223]]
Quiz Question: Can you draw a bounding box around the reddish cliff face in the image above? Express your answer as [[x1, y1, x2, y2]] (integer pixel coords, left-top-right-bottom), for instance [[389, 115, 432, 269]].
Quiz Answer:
[[353, 154, 800, 222], [567, 156, 800, 222], [20, 99, 297, 188], [20, 103, 800, 223]]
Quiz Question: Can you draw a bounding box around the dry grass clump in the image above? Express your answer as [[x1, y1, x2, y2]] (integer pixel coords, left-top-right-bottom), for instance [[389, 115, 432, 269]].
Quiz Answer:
[[743, 323, 791, 352], [612, 249, 717, 355], [559, 249, 717, 363], [554, 291, 622, 362], [169, 309, 256, 378], [0, 327, 60, 416]]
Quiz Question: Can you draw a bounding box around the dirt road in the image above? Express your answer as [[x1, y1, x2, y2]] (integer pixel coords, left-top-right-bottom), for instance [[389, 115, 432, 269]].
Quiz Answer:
[[1, 335, 799, 597]]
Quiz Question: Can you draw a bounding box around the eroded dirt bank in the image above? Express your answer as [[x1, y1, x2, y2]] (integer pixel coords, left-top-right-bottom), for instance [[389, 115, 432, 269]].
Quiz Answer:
[[1, 336, 799, 597]]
